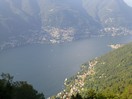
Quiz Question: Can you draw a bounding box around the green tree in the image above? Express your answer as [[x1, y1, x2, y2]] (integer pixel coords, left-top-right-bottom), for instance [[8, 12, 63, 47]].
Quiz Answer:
[[96, 93, 106, 99], [13, 81, 44, 99], [82, 89, 96, 99], [0, 73, 45, 99], [71, 93, 82, 99], [0, 73, 13, 99], [121, 85, 132, 99]]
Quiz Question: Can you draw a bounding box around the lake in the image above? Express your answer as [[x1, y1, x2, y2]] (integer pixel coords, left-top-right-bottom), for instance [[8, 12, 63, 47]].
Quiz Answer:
[[0, 36, 131, 97]]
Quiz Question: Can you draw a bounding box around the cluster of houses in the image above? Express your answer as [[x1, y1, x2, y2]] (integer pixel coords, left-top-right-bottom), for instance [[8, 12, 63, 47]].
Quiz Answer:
[[56, 60, 98, 99]]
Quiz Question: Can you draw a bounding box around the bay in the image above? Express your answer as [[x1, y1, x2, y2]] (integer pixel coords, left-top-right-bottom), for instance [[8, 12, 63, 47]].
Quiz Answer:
[[0, 36, 131, 97]]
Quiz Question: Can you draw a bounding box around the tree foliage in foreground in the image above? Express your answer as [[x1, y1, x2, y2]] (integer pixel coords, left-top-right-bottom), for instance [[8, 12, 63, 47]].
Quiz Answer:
[[0, 73, 45, 99], [71, 88, 132, 99]]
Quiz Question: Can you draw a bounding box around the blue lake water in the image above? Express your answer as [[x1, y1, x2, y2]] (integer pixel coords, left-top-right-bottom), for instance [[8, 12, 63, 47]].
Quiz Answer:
[[0, 36, 131, 97]]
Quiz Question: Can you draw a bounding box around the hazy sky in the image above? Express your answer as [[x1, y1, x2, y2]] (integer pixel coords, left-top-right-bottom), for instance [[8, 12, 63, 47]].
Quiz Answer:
[[124, 0, 132, 7]]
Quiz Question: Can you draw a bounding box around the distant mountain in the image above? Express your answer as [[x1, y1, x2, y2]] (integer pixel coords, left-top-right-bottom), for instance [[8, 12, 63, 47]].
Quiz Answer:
[[57, 42, 132, 98], [83, 0, 132, 27], [0, 0, 132, 50], [83, 0, 132, 35], [37, 0, 101, 40]]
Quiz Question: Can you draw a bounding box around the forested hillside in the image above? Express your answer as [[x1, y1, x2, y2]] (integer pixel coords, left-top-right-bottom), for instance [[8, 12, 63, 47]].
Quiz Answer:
[[55, 42, 132, 99]]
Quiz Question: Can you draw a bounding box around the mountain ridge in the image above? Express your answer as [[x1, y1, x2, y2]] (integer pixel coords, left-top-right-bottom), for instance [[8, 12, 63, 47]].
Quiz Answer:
[[0, 0, 132, 51]]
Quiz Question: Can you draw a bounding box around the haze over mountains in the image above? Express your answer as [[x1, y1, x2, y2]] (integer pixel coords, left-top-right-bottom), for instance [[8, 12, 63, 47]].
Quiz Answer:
[[124, 0, 132, 7], [0, 0, 132, 50]]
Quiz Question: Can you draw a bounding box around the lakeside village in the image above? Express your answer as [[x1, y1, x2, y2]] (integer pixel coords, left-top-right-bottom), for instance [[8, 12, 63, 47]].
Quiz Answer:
[[108, 44, 123, 49], [50, 44, 123, 99], [51, 59, 98, 99]]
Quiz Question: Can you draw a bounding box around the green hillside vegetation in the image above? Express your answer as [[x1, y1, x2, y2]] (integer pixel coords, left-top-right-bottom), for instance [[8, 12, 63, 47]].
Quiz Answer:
[[0, 73, 45, 99], [83, 42, 132, 98], [85, 43, 132, 89], [56, 42, 132, 99]]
